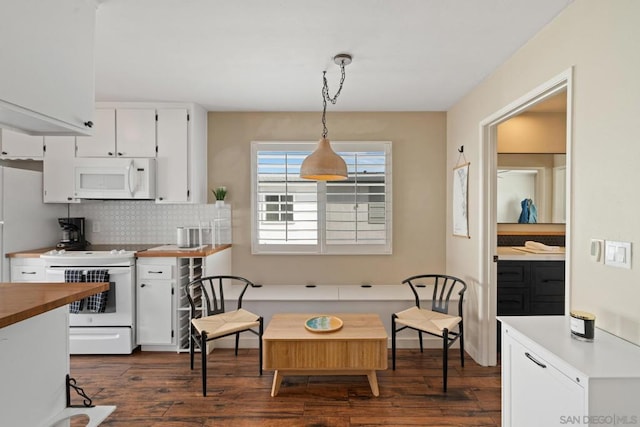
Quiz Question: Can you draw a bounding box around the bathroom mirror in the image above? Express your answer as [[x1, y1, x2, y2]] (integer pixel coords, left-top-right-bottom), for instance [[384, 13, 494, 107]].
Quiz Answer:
[[497, 153, 566, 224]]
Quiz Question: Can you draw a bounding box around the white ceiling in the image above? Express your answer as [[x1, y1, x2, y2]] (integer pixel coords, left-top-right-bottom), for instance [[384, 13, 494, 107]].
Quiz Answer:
[[94, 0, 572, 112]]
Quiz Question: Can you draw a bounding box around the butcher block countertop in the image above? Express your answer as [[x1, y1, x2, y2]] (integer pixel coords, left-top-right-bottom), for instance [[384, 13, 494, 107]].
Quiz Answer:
[[0, 282, 109, 329], [136, 244, 231, 258], [6, 244, 232, 259]]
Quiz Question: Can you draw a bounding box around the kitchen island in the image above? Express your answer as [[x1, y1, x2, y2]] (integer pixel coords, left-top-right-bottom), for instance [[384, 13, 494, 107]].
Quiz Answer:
[[0, 282, 114, 427]]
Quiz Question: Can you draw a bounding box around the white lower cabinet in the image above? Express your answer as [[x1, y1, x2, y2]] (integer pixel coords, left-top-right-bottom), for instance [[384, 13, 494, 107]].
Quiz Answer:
[[10, 258, 46, 282], [136, 248, 232, 352], [500, 316, 640, 427], [136, 257, 193, 352]]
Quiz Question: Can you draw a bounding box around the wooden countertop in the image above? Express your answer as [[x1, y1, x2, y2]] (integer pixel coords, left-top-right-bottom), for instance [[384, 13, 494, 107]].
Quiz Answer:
[[6, 244, 232, 259], [0, 282, 109, 329], [136, 244, 232, 258]]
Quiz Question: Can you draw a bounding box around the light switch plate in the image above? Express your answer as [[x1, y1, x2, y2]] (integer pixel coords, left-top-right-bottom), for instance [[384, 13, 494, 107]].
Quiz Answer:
[[604, 240, 632, 269], [590, 239, 604, 262]]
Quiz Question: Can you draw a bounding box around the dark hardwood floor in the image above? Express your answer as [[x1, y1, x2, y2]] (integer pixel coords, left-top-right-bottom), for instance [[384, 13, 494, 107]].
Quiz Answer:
[[69, 348, 501, 426]]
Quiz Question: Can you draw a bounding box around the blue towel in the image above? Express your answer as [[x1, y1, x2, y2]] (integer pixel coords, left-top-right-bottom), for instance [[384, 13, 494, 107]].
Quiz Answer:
[[518, 199, 530, 224]]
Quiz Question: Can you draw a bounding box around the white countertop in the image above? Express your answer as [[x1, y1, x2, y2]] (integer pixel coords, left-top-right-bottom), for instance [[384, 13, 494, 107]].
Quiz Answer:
[[497, 246, 565, 261], [498, 316, 640, 378]]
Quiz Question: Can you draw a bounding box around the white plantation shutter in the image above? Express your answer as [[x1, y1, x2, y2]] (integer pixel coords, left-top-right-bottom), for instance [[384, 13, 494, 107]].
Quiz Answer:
[[252, 141, 392, 254]]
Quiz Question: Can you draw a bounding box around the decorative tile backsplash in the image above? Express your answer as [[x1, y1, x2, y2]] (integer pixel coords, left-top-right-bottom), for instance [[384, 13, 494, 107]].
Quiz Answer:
[[70, 200, 229, 245]]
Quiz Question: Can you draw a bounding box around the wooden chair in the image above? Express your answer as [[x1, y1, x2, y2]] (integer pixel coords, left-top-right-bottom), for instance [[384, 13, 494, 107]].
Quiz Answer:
[[391, 274, 467, 392], [185, 275, 263, 396]]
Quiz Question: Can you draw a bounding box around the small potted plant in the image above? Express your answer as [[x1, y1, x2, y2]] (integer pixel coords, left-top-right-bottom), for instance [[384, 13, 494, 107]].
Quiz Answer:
[[213, 186, 227, 206]]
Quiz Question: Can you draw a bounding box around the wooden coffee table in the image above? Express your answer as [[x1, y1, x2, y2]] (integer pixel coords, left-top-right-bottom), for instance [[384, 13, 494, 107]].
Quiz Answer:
[[262, 313, 388, 397]]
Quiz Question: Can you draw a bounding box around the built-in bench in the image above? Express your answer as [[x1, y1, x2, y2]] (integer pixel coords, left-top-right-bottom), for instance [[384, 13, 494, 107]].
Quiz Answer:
[[221, 284, 461, 349]]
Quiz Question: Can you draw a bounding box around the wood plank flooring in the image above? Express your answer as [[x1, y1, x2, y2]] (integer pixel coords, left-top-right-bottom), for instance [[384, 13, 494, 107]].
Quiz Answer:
[[69, 349, 501, 426]]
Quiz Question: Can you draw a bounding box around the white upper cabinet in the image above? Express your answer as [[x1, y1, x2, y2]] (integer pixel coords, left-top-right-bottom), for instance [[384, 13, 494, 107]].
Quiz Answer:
[[76, 108, 156, 158], [115, 109, 157, 158], [0, 0, 96, 136], [76, 109, 116, 157], [43, 136, 80, 203], [155, 104, 207, 204], [156, 109, 189, 203], [0, 129, 44, 159]]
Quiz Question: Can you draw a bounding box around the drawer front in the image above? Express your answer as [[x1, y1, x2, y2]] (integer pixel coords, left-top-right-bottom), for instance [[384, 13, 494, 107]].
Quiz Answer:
[[498, 288, 530, 315], [11, 265, 46, 282], [137, 265, 173, 280], [531, 262, 565, 298], [498, 261, 530, 287]]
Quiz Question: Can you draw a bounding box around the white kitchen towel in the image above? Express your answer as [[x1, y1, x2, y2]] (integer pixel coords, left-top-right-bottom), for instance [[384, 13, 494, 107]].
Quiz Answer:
[[85, 269, 110, 313], [65, 269, 85, 313], [524, 241, 560, 252]]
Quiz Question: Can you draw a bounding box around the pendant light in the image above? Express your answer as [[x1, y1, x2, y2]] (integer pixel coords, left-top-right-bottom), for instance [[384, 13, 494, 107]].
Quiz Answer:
[[300, 54, 352, 181]]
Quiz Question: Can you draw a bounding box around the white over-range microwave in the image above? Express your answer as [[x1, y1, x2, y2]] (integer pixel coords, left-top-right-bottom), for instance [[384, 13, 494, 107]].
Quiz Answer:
[[74, 157, 156, 200]]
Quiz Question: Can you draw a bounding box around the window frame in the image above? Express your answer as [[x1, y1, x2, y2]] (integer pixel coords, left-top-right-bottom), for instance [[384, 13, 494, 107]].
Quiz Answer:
[[251, 141, 392, 255]]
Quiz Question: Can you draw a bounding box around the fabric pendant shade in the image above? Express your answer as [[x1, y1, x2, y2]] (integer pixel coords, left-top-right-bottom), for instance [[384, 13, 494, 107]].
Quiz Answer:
[[300, 138, 348, 181]]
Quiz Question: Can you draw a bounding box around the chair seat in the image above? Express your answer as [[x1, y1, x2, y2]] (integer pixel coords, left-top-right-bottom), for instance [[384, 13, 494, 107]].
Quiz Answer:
[[394, 306, 461, 336], [192, 308, 261, 339]]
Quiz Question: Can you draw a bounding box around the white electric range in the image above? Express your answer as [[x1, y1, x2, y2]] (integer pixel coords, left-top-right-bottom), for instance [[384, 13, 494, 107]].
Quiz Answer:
[[41, 249, 137, 354]]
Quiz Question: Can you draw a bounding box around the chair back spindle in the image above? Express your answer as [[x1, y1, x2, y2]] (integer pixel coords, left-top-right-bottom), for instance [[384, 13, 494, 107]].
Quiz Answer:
[[402, 274, 467, 316]]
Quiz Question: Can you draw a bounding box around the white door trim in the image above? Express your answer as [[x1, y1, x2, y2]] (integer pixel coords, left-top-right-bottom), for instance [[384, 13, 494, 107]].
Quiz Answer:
[[478, 67, 573, 366]]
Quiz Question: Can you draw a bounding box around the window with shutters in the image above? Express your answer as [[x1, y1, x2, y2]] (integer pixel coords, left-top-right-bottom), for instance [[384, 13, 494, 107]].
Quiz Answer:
[[251, 141, 392, 254]]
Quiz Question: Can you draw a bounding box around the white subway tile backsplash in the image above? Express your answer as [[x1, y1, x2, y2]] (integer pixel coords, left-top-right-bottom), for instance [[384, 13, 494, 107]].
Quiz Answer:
[[70, 200, 230, 245]]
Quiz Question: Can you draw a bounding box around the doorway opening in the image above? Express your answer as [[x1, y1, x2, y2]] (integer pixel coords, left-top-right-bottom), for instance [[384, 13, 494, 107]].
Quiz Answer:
[[479, 68, 573, 366]]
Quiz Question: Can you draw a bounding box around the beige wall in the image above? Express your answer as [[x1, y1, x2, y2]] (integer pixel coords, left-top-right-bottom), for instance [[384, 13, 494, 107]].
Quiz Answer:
[[497, 112, 566, 153], [447, 0, 640, 362], [208, 112, 446, 285]]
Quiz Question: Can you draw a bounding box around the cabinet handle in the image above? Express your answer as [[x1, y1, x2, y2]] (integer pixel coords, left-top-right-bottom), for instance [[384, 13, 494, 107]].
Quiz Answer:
[[108, 152, 114, 156], [22, 271, 37, 275], [84, 121, 93, 128], [117, 152, 124, 156], [140, 283, 146, 287], [525, 352, 547, 368], [1, 151, 6, 155], [148, 271, 163, 274]]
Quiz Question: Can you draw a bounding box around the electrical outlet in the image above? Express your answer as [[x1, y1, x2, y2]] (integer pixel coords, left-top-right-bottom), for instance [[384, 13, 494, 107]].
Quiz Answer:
[[92, 221, 101, 233]]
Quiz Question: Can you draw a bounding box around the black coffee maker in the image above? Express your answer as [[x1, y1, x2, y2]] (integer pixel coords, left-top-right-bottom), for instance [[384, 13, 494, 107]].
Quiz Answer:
[[57, 217, 87, 250]]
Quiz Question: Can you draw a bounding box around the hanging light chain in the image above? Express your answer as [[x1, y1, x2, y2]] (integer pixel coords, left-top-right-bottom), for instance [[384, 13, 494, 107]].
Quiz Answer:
[[321, 59, 347, 138]]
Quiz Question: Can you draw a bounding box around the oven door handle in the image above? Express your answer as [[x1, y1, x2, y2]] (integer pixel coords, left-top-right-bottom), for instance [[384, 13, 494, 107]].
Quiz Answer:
[[46, 268, 132, 277]]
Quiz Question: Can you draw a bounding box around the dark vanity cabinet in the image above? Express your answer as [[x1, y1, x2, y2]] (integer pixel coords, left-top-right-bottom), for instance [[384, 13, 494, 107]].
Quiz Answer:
[[497, 260, 565, 350]]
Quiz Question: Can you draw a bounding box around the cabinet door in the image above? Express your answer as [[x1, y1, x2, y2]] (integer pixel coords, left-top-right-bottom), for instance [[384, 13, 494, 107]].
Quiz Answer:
[[156, 109, 189, 203], [76, 109, 116, 157], [503, 331, 585, 427], [497, 261, 530, 287], [0, 129, 44, 159], [0, 0, 95, 135], [531, 261, 565, 315], [116, 109, 157, 158], [137, 280, 174, 345], [43, 136, 79, 203]]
